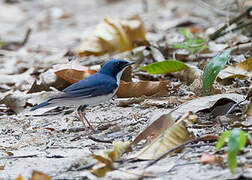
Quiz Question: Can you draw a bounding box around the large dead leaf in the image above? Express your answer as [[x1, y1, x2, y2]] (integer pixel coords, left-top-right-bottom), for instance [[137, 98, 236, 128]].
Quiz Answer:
[[134, 121, 191, 160], [171, 93, 245, 120], [31, 171, 51, 180], [117, 81, 171, 98], [53, 61, 97, 83], [218, 57, 252, 79], [132, 113, 174, 145], [90, 141, 131, 177], [28, 69, 71, 94], [75, 17, 146, 56]]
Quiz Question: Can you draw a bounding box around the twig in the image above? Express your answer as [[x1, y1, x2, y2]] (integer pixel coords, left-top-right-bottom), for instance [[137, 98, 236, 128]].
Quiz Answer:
[[225, 99, 247, 116], [217, 21, 252, 37], [145, 134, 219, 168], [88, 135, 112, 143], [209, 6, 252, 40], [21, 28, 31, 46], [0, 154, 37, 160], [230, 41, 252, 53]]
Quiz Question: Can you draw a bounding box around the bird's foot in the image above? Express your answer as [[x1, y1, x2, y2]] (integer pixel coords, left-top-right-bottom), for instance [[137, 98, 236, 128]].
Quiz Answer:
[[77, 110, 95, 132]]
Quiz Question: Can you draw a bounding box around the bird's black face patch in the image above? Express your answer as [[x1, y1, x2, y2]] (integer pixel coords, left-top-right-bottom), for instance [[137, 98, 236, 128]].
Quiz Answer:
[[99, 59, 133, 77]]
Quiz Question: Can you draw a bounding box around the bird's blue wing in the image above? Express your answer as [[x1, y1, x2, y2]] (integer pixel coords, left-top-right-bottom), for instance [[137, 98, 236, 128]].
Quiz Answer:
[[62, 73, 118, 98]]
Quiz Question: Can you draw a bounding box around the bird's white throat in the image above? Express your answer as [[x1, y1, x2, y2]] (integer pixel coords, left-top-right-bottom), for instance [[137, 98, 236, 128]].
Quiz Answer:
[[116, 66, 128, 85]]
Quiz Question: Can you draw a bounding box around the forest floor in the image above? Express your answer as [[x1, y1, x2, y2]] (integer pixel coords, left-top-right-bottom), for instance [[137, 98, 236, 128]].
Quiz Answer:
[[0, 0, 252, 179]]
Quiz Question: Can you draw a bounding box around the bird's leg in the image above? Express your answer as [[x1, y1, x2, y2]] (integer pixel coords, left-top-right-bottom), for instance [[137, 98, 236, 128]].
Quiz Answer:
[[77, 105, 88, 131], [80, 105, 95, 132]]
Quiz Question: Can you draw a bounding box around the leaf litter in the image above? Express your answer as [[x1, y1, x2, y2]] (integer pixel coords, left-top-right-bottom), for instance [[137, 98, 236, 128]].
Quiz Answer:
[[0, 0, 252, 179]]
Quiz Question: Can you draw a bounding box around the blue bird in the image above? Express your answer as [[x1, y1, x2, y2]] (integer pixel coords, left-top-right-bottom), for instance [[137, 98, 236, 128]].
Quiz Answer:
[[31, 59, 134, 131]]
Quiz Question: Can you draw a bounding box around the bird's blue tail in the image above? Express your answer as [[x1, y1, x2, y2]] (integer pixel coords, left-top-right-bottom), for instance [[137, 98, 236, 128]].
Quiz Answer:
[[31, 101, 50, 111]]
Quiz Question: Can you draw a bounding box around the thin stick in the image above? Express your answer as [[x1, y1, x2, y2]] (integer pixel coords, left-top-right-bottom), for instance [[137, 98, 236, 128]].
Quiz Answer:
[[88, 136, 112, 144], [145, 134, 219, 168], [209, 6, 252, 40], [0, 155, 37, 160]]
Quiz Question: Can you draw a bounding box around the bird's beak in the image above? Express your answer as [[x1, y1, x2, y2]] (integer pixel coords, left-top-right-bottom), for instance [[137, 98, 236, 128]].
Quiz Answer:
[[127, 62, 135, 66]]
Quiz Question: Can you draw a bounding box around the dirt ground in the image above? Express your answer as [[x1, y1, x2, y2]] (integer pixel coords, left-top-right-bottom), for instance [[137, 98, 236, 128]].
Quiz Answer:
[[0, 0, 252, 179]]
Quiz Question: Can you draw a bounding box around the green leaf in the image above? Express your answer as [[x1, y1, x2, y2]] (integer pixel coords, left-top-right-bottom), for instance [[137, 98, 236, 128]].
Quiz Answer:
[[228, 150, 237, 174], [227, 128, 244, 174], [173, 29, 208, 55], [179, 28, 194, 39], [203, 49, 231, 95], [0, 41, 6, 48], [216, 130, 231, 150], [239, 130, 246, 150], [140, 60, 187, 74]]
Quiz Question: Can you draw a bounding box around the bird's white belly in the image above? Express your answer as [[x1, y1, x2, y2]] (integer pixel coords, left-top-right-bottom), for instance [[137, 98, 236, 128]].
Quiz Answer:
[[50, 90, 117, 107]]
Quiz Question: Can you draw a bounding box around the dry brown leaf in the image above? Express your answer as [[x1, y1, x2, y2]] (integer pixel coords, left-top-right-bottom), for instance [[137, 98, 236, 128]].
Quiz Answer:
[[134, 121, 192, 160], [31, 171, 51, 180], [218, 57, 252, 79], [53, 61, 97, 83], [171, 93, 245, 120], [28, 69, 71, 94], [0, 165, 5, 170], [90, 141, 131, 177], [14, 175, 23, 180], [117, 81, 170, 98], [75, 17, 146, 56], [200, 152, 223, 164], [132, 114, 174, 145]]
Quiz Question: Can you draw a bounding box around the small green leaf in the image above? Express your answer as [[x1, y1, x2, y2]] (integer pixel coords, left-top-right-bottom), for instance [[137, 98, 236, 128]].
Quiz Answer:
[[173, 29, 208, 55], [239, 130, 246, 150], [140, 60, 187, 74], [179, 28, 194, 39], [216, 130, 231, 150], [228, 150, 237, 174], [0, 41, 6, 48], [227, 129, 243, 174], [203, 49, 231, 95]]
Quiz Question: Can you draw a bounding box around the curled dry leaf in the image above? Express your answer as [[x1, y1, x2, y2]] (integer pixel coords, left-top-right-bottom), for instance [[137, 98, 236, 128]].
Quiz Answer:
[[171, 93, 245, 120], [31, 171, 51, 180], [218, 57, 252, 80], [117, 80, 171, 98], [132, 113, 174, 145], [75, 17, 146, 56], [133, 121, 192, 160], [53, 61, 97, 83], [90, 141, 131, 177], [28, 69, 71, 94]]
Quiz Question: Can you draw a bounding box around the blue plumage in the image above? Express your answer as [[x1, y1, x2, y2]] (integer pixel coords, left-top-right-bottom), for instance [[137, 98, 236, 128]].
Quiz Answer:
[[62, 73, 117, 98], [31, 101, 50, 111]]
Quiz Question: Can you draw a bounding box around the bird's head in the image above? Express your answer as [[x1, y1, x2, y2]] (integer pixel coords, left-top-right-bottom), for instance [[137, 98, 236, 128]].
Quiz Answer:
[[99, 59, 134, 79]]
